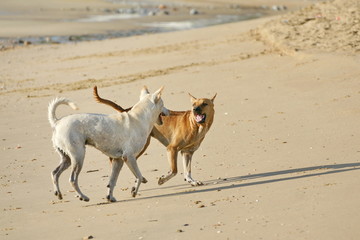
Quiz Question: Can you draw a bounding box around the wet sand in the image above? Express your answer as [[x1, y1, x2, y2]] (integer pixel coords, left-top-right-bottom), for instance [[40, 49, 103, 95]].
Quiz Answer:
[[0, 0, 299, 47]]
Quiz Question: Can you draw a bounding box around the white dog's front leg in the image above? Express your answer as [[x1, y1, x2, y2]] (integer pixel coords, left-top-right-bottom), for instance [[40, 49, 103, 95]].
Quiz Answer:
[[106, 158, 124, 202], [124, 155, 146, 197]]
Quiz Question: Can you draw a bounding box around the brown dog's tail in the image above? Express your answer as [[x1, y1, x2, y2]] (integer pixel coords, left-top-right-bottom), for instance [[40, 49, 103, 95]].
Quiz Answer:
[[93, 86, 132, 112]]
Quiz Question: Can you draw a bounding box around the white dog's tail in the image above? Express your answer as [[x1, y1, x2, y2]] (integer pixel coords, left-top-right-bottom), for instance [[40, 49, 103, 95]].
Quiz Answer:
[[48, 97, 78, 128]]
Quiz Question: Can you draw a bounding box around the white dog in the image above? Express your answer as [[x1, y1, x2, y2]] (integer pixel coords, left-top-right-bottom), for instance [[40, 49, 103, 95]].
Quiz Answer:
[[48, 86, 169, 202]]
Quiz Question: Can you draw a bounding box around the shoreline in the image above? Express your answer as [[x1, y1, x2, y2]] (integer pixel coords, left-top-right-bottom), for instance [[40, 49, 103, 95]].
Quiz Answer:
[[0, 0, 293, 49]]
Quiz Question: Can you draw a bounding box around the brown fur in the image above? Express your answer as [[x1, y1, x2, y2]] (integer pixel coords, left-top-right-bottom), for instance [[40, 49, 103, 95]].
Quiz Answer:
[[93, 86, 216, 186]]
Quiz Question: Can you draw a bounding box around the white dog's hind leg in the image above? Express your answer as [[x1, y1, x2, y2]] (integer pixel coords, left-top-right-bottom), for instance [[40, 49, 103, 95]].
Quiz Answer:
[[181, 151, 203, 186], [68, 149, 89, 202], [106, 158, 124, 202], [52, 148, 71, 200], [124, 155, 147, 197]]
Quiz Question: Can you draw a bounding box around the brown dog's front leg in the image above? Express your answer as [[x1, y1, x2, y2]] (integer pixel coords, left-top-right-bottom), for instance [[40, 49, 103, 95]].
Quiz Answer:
[[182, 151, 203, 186], [158, 146, 178, 185]]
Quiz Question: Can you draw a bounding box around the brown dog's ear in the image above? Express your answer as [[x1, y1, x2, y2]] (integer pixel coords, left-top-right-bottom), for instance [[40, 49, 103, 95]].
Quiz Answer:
[[211, 93, 217, 103], [188, 93, 197, 103]]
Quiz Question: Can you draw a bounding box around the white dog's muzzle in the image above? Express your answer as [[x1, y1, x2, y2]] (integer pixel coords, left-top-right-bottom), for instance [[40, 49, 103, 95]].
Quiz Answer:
[[156, 107, 169, 125], [162, 107, 170, 116]]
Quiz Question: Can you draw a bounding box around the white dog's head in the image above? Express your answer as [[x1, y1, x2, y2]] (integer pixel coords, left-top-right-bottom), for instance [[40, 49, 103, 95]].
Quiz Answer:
[[139, 86, 169, 125]]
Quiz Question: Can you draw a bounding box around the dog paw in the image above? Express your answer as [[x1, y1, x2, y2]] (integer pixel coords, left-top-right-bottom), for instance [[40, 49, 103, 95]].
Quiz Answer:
[[131, 187, 137, 197], [106, 195, 117, 202], [185, 178, 203, 186], [192, 181, 204, 186], [158, 176, 165, 185], [78, 195, 90, 202], [54, 191, 63, 200], [142, 177, 148, 184]]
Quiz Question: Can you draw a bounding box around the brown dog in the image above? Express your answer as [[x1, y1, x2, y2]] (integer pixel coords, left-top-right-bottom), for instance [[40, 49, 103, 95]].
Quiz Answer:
[[93, 86, 216, 186]]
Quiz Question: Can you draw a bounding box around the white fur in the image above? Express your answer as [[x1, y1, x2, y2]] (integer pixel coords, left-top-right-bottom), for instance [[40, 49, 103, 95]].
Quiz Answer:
[[49, 87, 168, 202]]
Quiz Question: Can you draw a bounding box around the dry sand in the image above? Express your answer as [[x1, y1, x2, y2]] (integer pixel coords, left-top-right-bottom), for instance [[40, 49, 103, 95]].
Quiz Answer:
[[1, 0, 360, 239], [254, 0, 360, 53]]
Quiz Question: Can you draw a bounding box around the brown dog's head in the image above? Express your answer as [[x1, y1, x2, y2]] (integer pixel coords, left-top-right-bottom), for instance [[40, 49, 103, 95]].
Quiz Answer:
[[189, 93, 216, 124]]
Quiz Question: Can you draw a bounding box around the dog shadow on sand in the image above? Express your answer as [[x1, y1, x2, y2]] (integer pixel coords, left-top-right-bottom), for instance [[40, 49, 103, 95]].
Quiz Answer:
[[86, 162, 360, 206]]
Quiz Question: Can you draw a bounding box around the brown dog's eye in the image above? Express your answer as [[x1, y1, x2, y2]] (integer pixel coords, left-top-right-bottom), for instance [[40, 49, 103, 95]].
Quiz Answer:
[[202, 103, 208, 107]]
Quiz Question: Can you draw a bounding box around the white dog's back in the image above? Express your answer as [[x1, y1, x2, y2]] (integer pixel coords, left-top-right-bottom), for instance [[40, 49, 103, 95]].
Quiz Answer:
[[53, 112, 148, 158]]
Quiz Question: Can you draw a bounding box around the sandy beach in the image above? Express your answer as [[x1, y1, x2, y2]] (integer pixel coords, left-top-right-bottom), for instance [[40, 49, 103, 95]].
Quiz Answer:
[[1, 0, 360, 239]]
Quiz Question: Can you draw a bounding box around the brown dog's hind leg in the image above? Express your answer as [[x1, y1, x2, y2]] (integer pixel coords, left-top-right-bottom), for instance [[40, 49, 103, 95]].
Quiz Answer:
[[158, 146, 178, 185]]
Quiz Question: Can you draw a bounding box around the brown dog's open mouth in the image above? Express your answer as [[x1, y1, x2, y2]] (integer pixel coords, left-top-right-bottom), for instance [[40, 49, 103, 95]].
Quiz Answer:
[[195, 114, 206, 123]]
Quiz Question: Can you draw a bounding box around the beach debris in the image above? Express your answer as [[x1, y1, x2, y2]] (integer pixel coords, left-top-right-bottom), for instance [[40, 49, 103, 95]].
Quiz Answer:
[[189, 9, 199, 15], [158, 4, 167, 10], [272, 5, 287, 11], [18, 39, 31, 46], [192, 200, 206, 208], [177, 229, 184, 233], [83, 236, 94, 240], [160, 10, 170, 15], [69, 36, 81, 41], [213, 221, 224, 228]]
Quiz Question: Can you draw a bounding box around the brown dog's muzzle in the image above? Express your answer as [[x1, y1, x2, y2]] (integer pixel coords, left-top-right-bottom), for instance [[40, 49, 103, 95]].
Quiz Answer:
[[193, 106, 206, 123]]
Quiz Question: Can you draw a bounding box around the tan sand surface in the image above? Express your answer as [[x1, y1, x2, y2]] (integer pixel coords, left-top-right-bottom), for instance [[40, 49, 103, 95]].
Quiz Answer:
[[1, 0, 360, 239], [254, 0, 360, 53]]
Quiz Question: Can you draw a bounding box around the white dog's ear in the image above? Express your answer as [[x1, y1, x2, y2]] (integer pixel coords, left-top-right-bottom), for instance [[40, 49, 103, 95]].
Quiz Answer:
[[140, 86, 150, 99], [211, 93, 217, 103], [189, 93, 197, 104], [152, 86, 164, 103]]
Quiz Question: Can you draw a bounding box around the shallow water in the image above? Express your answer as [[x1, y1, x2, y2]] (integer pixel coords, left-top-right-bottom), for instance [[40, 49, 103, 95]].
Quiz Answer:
[[0, 2, 276, 47]]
